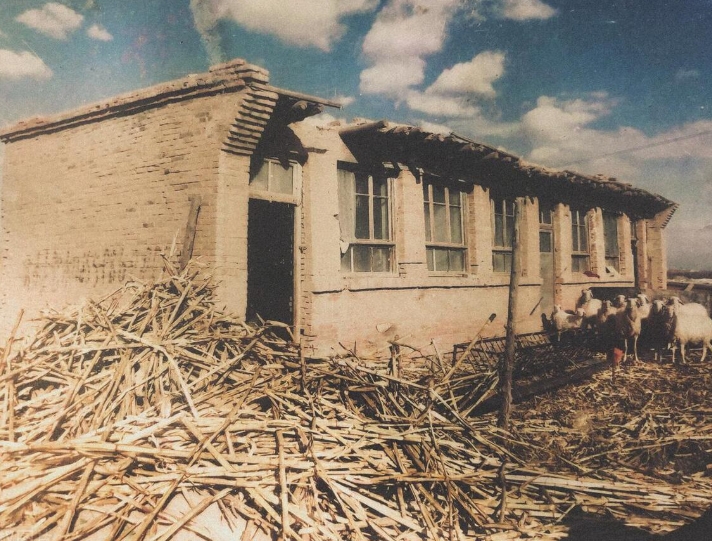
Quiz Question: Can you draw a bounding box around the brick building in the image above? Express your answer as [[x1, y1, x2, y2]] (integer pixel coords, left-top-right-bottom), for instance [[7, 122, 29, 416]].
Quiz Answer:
[[0, 59, 676, 356]]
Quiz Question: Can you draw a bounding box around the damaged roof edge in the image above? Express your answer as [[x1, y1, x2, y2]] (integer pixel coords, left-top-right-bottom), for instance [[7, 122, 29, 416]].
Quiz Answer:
[[0, 58, 338, 143], [339, 120, 677, 219]]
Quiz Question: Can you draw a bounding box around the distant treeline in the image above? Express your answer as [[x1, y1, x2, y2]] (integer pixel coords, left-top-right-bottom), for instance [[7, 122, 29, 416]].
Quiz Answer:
[[669, 269, 712, 280]]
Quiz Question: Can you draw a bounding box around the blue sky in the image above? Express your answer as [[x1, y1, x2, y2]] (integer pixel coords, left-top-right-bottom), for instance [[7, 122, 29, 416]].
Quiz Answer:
[[1, 0, 712, 269]]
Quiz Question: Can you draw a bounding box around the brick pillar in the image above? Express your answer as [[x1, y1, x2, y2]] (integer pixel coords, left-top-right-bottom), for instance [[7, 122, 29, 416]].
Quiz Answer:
[[395, 169, 427, 278], [553, 203, 571, 295], [618, 214, 633, 278], [589, 208, 605, 276], [519, 197, 539, 279], [214, 151, 251, 318], [647, 214, 668, 291], [634, 219, 650, 291], [468, 185, 492, 276]]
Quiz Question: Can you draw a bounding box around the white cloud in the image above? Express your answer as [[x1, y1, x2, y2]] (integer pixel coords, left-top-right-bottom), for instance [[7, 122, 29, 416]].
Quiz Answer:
[[675, 68, 700, 81], [16, 3, 84, 40], [406, 92, 479, 117], [0, 49, 53, 80], [426, 51, 505, 97], [418, 120, 452, 135], [500, 0, 557, 21], [333, 95, 355, 107], [87, 23, 113, 41], [205, 0, 378, 51], [359, 0, 460, 97], [516, 94, 712, 180], [360, 58, 426, 96]]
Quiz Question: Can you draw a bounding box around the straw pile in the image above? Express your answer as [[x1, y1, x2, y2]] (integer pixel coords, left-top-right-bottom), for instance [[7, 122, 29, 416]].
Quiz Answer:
[[0, 261, 710, 540]]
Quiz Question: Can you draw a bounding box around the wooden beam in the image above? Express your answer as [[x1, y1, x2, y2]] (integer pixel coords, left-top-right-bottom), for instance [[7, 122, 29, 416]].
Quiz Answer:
[[179, 195, 202, 272]]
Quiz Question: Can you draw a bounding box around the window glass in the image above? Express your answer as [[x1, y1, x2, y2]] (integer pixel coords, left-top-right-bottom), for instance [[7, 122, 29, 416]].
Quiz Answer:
[[250, 160, 270, 191], [424, 202, 431, 242], [374, 197, 389, 240], [433, 204, 448, 242], [450, 205, 463, 244], [355, 195, 370, 239], [338, 166, 394, 273], [271, 163, 293, 194], [355, 173, 369, 195], [450, 249, 465, 272], [432, 185, 446, 204], [539, 231, 552, 253], [423, 181, 467, 272], [539, 203, 553, 225]]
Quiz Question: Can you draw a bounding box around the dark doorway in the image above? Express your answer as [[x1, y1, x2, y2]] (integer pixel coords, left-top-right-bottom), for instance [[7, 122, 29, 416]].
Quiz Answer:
[[247, 199, 294, 325]]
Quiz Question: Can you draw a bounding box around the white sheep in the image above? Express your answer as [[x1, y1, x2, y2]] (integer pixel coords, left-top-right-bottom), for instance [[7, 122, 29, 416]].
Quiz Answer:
[[636, 293, 652, 320], [596, 299, 618, 330], [612, 294, 627, 310], [646, 299, 673, 361], [551, 305, 584, 341], [576, 288, 602, 330], [614, 297, 641, 362], [667, 296, 709, 317], [666, 303, 712, 363]]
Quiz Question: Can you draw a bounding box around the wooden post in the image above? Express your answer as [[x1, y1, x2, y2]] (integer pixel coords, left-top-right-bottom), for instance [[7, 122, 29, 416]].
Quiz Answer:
[[498, 198, 523, 430], [179, 195, 202, 272]]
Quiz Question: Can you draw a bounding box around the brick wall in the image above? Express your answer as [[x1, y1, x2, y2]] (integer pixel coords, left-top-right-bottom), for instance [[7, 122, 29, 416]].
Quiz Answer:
[[0, 90, 251, 335]]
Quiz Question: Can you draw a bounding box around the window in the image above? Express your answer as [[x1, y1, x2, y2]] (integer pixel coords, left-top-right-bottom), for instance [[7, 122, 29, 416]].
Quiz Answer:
[[338, 167, 394, 273], [492, 197, 515, 273], [604, 212, 620, 271], [539, 202, 553, 254], [250, 159, 295, 195], [423, 182, 466, 272], [571, 208, 590, 273]]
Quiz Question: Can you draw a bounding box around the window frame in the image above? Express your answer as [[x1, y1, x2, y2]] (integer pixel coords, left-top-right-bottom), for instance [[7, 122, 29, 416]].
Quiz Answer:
[[249, 158, 298, 203], [338, 166, 395, 274], [538, 202, 554, 255], [571, 207, 590, 273], [423, 181, 467, 273], [491, 196, 515, 273]]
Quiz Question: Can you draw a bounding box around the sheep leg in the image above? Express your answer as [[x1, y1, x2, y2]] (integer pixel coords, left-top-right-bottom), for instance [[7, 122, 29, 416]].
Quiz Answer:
[[623, 339, 629, 365], [633, 335, 639, 362], [701, 340, 710, 363], [680, 341, 686, 364]]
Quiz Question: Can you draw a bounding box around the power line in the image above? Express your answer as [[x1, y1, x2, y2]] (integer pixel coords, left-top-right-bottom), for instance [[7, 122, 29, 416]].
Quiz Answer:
[[558, 128, 712, 168]]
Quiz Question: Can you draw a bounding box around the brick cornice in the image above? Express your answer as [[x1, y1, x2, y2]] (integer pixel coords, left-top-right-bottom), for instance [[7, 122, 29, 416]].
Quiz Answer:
[[0, 59, 269, 143]]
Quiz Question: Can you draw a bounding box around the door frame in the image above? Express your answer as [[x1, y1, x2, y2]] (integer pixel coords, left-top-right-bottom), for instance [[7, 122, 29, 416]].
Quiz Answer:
[[247, 160, 302, 339]]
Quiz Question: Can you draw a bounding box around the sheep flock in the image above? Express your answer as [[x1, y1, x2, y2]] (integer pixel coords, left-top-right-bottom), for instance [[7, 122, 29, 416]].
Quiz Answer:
[[544, 288, 712, 382]]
